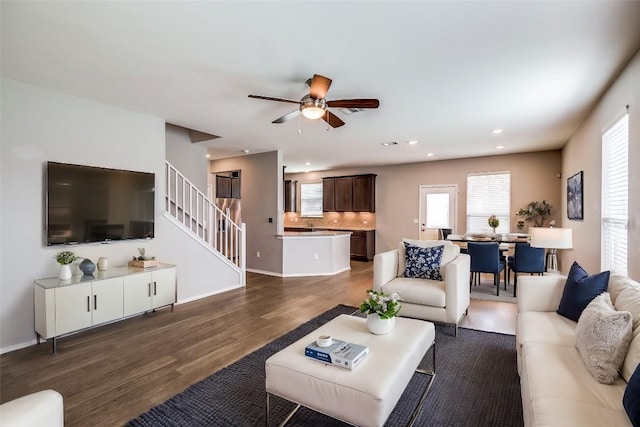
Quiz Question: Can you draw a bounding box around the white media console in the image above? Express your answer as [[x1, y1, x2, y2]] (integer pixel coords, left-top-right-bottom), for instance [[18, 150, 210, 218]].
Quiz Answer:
[[34, 263, 176, 353]]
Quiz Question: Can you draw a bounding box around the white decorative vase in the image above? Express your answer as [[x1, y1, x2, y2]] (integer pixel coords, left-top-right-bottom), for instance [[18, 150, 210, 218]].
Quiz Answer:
[[366, 314, 395, 335], [97, 257, 108, 271], [59, 264, 72, 280]]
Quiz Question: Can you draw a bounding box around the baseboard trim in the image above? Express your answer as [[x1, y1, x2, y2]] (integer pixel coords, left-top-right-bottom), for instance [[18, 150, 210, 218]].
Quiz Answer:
[[246, 266, 351, 278], [1, 338, 38, 355], [177, 284, 243, 304]]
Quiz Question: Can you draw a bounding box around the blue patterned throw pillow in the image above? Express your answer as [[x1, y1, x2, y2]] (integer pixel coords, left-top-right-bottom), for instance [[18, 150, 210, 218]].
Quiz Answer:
[[403, 243, 444, 281]]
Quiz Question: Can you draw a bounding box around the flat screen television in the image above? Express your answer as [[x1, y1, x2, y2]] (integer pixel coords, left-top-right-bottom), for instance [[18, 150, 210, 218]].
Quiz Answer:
[[46, 162, 155, 245]]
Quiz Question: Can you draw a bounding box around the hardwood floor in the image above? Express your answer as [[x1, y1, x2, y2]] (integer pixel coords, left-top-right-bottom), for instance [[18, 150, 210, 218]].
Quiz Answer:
[[0, 261, 516, 426]]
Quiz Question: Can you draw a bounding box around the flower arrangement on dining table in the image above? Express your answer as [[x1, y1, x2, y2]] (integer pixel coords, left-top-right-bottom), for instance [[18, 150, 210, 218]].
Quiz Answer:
[[360, 290, 402, 319], [487, 215, 500, 230]]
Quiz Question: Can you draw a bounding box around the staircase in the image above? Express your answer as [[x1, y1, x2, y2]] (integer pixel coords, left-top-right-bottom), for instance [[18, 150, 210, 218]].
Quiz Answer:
[[164, 161, 246, 285]]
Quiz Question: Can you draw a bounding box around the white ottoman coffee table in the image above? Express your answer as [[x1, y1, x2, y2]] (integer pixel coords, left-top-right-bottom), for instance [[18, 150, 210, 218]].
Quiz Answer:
[[265, 314, 436, 427]]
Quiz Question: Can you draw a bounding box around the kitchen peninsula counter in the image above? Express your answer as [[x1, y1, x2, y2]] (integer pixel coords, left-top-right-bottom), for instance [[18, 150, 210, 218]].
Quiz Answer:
[[277, 231, 351, 277]]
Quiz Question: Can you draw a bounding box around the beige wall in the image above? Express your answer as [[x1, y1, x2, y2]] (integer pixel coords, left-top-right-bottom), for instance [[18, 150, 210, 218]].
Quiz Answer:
[[561, 50, 640, 279], [288, 150, 562, 254], [210, 151, 284, 274], [165, 124, 208, 193]]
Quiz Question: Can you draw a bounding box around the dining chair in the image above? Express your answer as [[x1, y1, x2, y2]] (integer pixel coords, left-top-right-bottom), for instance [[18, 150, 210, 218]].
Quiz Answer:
[[506, 242, 545, 297], [467, 242, 506, 296], [439, 228, 453, 240]]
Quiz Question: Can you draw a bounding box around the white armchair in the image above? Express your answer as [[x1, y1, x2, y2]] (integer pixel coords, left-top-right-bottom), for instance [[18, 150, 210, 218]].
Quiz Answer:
[[374, 239, 471, 335], [0, 389, 63, 426]]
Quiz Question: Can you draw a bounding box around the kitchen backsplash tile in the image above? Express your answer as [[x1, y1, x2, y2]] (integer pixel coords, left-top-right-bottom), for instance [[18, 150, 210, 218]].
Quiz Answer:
[[283, 211, 375, 230]]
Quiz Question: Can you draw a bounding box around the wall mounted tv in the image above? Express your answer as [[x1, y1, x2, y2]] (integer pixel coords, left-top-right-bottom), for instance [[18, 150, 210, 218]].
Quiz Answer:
[[46, 162, 155, 246]]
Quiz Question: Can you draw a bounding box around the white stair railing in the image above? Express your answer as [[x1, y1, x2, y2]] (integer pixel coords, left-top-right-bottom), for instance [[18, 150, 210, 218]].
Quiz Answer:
[[165, 161, 245, 275]]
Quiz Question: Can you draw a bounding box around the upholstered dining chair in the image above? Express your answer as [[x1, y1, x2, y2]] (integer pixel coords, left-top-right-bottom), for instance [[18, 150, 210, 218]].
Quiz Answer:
[[467, 242, 506, 296], [506, 242, 545, 297]]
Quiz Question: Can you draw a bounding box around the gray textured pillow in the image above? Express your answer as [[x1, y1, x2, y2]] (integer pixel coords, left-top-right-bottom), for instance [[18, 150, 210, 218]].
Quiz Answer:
[[575, 292, 632, 384]]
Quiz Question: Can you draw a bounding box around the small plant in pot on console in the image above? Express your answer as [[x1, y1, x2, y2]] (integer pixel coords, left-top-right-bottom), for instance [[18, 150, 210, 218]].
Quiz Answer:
[[360, 290, 402, 335], [54, 250, 80, 280]]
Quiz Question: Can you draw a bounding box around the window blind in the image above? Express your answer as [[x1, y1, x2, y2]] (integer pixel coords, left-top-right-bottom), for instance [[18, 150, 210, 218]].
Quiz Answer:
[[601, 113, 628, 275], [300, 182, 323, 217], [466, 172, 510, 233]]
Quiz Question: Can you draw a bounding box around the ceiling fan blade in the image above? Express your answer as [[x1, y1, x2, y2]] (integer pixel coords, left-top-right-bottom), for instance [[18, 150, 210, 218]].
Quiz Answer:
[[309, 74, 332, 99], [248, 94, 300, 104], [323, 110, 345, 128], [272, 110, 300, 124], [327, 99, 380, 109]]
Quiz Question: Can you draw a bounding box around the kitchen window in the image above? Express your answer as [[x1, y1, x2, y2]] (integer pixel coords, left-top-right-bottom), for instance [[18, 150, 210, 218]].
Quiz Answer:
[[466, 171, 510, 234], [300, 182, 323, 217], [601, 112, 628, 275]]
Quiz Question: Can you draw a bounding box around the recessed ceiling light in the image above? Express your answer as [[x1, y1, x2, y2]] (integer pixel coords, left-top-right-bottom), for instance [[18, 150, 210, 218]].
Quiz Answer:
[[492, 129, 503, 134], [242, 149, 250, 154], [206, 154, 210, 158], [426, 153, 434, 157], [304, 162, 311, 166], [496, 145, 505, 149], [407, 140, 418, 145], [381, 141, 399, 147]]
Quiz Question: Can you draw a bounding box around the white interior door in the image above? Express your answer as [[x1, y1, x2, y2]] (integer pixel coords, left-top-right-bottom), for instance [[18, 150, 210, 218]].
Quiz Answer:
[[419, 185, 457, 240]]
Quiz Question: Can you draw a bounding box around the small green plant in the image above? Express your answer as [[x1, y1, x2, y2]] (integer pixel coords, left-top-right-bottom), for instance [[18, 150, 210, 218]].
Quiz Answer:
[[516, 200, 552, 227], [360, 290, 402, 319], [54, 250, 80, 265], [487, 215, 500, 229]]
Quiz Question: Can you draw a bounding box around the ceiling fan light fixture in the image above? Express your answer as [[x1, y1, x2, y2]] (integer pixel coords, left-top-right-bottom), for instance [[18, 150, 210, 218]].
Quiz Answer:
[[301, 106, 325, 120], [300, 95, 326, 120]]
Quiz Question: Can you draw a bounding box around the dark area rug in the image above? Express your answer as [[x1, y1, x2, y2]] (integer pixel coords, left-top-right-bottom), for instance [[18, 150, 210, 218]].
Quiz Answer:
[[127, 305, 522, 427]]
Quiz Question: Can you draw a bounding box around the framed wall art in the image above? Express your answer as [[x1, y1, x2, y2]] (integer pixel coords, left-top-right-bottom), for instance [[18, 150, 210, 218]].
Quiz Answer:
[[567, 171, 583, 220]]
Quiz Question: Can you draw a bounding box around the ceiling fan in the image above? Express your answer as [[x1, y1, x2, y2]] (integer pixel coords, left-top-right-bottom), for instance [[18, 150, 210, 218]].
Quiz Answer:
[[248, 74, 379, 128]]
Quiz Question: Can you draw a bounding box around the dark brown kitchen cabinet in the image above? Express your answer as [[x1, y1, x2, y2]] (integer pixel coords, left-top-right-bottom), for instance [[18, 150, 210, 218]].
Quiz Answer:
[[334, 177, 353, 212], [284, 180, 296, 212], [352, 175, 376, 212], [322, 178, 335, 212], [322, 174, 376, 212], [216, 175, 231, 198], [350, 230, 375, 261], [216, 175, 240, 199]]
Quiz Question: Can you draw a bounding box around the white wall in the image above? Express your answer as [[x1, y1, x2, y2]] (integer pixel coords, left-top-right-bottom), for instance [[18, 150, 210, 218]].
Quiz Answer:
[[210, 151, 284, 275], [561, 50, 640, 278], [165, 123, 208, 193], [0, 79, 241, 353]]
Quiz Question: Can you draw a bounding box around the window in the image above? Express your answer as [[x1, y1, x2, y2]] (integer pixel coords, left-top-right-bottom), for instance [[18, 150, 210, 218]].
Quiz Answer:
[[466, 172, 510, 233], [601, 113, 628, 275], [300, 182, 323, 217]]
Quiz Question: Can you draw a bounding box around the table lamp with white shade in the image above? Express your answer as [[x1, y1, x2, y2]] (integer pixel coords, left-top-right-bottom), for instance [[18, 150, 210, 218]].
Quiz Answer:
[[529, 227, 573, 273]]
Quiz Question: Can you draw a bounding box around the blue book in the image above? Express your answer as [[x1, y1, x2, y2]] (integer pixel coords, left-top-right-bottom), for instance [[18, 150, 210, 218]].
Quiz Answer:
[[304, 339, 369, 370]]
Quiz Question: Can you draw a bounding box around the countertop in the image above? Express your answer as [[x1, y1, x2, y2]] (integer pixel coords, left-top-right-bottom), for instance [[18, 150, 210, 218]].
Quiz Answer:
[[284, 225, 376, 232], [278, 231, 352, 239]]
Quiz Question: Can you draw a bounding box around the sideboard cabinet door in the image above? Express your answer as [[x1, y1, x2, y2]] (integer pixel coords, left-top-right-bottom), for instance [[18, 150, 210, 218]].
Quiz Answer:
[[91, 277, 124, 325], [123, 272, 153, 316], [55, 282, 92, 336], [151, 268, 176, 309]]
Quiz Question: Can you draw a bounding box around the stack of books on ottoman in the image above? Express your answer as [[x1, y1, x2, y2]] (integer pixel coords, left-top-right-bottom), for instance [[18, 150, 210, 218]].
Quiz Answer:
[[305, 336, 369, 370]]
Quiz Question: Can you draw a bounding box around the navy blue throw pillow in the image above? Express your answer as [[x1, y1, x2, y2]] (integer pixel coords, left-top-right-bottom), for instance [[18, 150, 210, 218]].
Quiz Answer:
[[556, 261, 610, 322], [624, 363, 640, 427], [403, 243, 444, 281]]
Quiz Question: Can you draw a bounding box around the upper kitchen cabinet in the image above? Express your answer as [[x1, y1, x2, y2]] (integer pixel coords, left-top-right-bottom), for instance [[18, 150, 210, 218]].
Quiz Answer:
[[284, 180, 297, 212], [353, 174, 376, 212], [322, 177, 335, 212], [334, 177, 353, 212], [216, 172, 240, 199], [322, 174, 376, 212]]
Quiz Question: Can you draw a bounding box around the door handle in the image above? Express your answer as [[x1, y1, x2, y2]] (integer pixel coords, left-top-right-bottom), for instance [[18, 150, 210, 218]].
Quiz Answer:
[[94, 295, 97, 310], [87, 296, 90, 312], [148, 283, 152, 297], [153, 281, 157, 296]]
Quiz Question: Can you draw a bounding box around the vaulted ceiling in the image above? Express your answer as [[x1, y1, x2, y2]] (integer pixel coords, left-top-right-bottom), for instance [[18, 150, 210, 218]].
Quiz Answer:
[[2, 1, 640, 172]]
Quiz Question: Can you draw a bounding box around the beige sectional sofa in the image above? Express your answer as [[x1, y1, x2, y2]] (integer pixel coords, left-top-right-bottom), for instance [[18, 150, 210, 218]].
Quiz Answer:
[[517, 274, 640, 426]]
